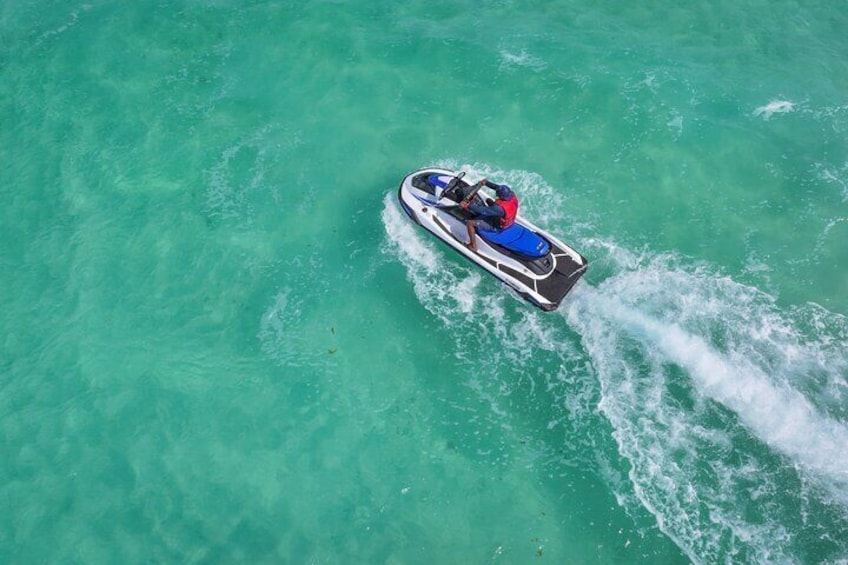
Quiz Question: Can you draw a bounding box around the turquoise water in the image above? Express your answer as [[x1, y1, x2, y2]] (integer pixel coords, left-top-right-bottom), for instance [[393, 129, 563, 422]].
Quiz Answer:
[[2, 1, 848, 563]]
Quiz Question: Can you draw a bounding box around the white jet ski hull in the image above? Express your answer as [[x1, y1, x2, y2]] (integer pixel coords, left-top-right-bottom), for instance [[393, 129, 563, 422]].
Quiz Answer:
[[397, 167, 588, 311]]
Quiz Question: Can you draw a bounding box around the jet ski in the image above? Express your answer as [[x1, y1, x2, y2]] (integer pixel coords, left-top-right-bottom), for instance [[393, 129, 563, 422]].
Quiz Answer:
[[397, 167, 588, 311]]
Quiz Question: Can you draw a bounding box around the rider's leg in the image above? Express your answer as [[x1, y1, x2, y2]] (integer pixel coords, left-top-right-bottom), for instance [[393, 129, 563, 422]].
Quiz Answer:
[[466, 220, 477, 251]]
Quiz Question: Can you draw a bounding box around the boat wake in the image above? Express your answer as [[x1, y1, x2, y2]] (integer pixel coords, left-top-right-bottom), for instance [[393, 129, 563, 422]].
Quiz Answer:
[[382, 171, 848, 563], [566, 248, 848, 563]]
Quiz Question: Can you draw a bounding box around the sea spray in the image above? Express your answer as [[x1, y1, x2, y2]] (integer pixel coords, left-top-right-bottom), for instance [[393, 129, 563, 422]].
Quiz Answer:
[[567, 249, 848, 563], [383, 187, 848, 562]]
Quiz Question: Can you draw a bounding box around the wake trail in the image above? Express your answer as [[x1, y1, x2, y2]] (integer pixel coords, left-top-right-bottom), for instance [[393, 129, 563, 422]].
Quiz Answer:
[[565, 258, 848, 562], [381, 166, 848, 562], [577, 288, 848, 496]]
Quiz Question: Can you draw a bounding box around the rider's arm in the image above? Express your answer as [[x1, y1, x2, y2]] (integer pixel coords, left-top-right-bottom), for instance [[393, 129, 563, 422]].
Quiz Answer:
[[484, 180, 514, 199]]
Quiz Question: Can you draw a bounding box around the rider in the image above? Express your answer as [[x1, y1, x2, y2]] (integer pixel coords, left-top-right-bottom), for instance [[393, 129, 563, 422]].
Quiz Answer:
[[460, 179, 519, 251]]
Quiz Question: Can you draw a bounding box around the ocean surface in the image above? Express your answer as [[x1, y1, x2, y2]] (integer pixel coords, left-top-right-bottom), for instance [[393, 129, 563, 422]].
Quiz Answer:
[[2, 1, 848, 563]]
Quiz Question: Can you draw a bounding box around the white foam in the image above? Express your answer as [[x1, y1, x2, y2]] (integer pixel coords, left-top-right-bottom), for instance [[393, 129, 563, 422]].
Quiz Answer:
[[566, 248, 848, 562], [667, 113, 684, 138], [36, 9, 81, 45], [380, 193, 482, 321], [380, 193, 441, 274], [498, 49, 548, 72], [815, 161, 848, 203], [753, 100, 795, 120], [603, 298, 848, 487]]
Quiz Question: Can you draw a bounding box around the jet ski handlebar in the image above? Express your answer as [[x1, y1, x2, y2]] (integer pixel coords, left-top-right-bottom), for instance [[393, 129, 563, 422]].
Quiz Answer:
[[444, 171, 466, 194], [460, 178, 487, 208]]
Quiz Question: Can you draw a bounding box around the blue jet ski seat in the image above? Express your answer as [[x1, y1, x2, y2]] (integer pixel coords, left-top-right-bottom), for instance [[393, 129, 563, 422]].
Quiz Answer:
[[479, 224, 550, 258]]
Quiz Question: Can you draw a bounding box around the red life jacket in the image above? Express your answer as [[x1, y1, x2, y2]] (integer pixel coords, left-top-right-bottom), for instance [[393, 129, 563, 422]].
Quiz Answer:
[[496, 194, 519, 229]]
